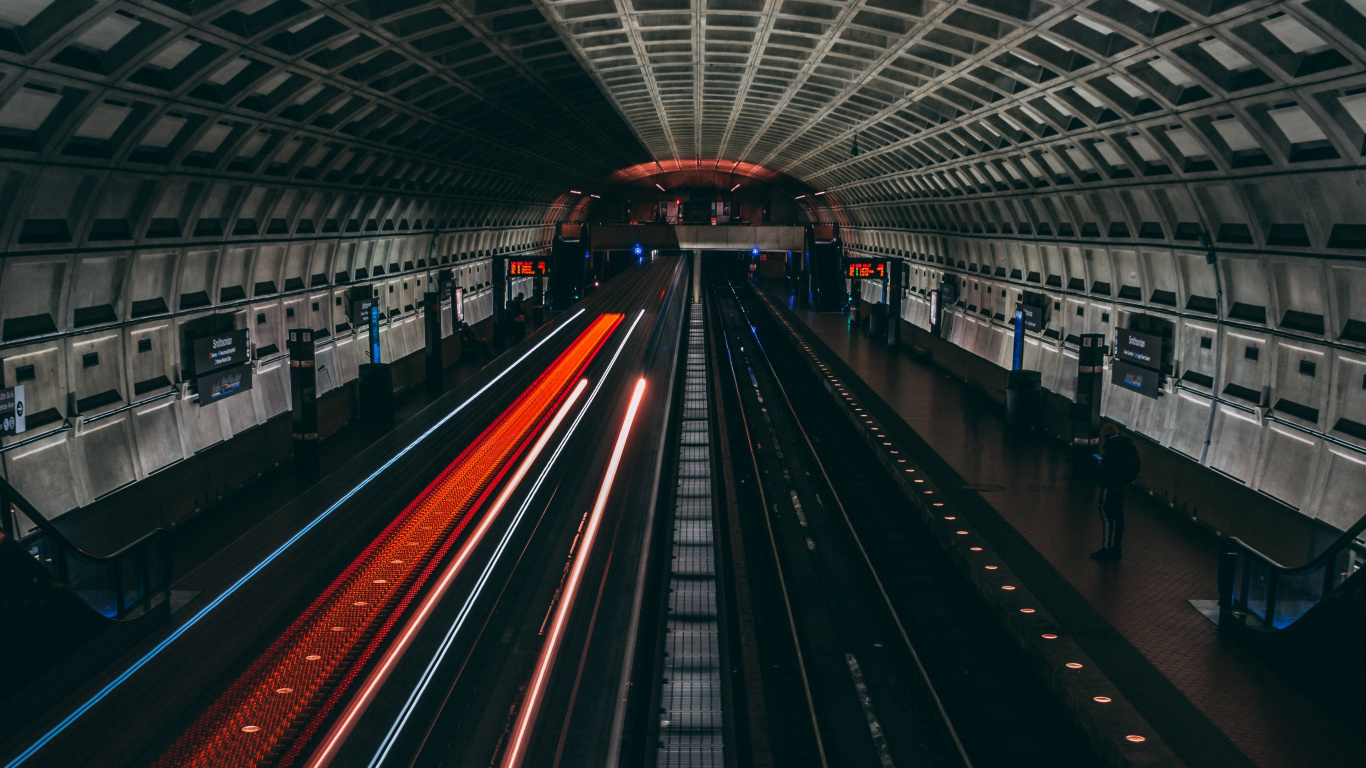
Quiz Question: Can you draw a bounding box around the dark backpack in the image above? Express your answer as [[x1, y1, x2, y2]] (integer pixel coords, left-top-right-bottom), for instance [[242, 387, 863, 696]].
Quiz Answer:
[[1106, 436, 1141, 485]]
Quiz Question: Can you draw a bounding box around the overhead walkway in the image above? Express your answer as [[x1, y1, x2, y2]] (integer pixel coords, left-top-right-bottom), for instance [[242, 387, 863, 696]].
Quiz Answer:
[[753, 280, 1365, 768]]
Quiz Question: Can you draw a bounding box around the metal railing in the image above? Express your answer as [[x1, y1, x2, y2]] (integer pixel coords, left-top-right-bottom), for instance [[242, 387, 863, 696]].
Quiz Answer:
[[0, 476, 172, 620], [1219, 513, 1366, 630]]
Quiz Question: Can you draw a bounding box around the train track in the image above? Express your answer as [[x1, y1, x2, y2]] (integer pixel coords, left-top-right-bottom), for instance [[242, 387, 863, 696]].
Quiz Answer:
[[707, 272, 1099, 768]]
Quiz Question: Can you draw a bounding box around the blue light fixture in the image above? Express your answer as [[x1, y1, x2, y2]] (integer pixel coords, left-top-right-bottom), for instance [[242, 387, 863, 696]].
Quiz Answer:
[[751, 246, 760, 257], [633, 243, 643, 257]]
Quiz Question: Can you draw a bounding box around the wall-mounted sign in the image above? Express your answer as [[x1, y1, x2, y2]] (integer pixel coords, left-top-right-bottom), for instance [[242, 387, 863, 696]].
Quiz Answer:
[[197, 364, 252, 406], [929, 289, 940, 327], [844, 259, 887, 279], [1116, 328, 1163, 370], [509, 259, 549, 276], [454, 287, 464, 323], [0, 385, 25, 436], [1111, 358, 1161, 398], [354, 301, 381, 363], [352, 298, 377, 327], [1020, 303, 1046, 331], [193, 328, 249, 373]]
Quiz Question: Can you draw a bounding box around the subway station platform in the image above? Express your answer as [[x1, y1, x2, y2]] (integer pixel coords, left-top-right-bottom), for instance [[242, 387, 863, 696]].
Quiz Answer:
[[759, 281, 1364, 768]]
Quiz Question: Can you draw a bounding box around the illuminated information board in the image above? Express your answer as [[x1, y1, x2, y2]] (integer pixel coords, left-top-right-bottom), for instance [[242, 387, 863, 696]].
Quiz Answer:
[[844, 259, 887, 279], [192, 328, 249, 374], [509, 259, 549, 276]]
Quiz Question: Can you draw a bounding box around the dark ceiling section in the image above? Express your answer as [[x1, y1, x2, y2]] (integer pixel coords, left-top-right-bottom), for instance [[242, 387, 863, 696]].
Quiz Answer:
[[0, 0, 651, 202]]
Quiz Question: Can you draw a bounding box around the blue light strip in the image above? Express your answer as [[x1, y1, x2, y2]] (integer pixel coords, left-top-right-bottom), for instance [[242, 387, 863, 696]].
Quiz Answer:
[[3, 309, 585, 768], [367, 309, 646, 768]]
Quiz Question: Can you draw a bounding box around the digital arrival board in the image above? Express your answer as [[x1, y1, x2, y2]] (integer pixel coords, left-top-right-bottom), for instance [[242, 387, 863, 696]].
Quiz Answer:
[[844, 259, 887, 279], [509, 259, 549, 276]]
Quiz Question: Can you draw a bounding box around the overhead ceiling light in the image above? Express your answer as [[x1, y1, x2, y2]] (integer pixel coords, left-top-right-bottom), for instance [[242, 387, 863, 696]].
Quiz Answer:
[[730, 184, 741, 192], [570, 190, 581, 194], [655, 183, 666, 192], [590, 194, 600, 199], [795, 194, 806, 199], [814, 191, 826, 196]]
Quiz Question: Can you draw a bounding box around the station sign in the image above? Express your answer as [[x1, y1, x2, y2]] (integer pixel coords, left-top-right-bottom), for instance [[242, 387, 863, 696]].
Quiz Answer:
[[0, 385, 25, 436], [352, 297, 378, 327], [1020, 303, 1045, 331], [193, 328, 250, 373], [1115, 328, 1162, 371], [197, 364, 253, 406], [844, 259, 887, 279], [509, 259, 549, 276], [1111, 358, 1161, 398]]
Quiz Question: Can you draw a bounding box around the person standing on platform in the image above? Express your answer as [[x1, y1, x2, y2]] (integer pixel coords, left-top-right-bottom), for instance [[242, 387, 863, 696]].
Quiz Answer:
[[1093, 422, 1140, 561]]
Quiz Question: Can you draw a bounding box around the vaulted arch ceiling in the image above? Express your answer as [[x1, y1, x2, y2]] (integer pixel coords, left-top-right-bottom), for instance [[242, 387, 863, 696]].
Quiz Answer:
[[3, 0, 1365, 243], [541, 0, 1366, 251]]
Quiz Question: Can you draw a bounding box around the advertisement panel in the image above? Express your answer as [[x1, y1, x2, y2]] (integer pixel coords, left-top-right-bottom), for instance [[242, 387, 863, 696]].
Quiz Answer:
[[197, 365, 253, 406], [1111, 358, 1162, 398]]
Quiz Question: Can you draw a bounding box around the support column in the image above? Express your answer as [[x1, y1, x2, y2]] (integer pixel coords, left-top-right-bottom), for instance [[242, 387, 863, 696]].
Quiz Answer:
[[492, 254, 506, 351], [1072, 333, 1106, 450], [886, 264, 901, 348], [424, 290, 443, 399], [288, 328, 319, 475]]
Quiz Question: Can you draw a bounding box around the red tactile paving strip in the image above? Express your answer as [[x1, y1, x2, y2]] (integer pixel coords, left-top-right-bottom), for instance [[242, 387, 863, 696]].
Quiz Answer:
[[154, 314, 622, 768], [781, 299, 1364, 768]]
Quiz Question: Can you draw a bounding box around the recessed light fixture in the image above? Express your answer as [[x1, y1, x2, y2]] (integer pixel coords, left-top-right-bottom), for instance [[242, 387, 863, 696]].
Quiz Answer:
[[795, 194, 806, 199], [730, 184, 741, 191], [570, 190, 581, 194], [814, 191, 826, 195], [655, 183, 666, 191], [590, 194, 600, 198]]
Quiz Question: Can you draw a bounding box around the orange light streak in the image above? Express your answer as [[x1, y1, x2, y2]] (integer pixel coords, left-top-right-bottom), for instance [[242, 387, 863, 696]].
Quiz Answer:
[[500, 377, 648, 768], [304, 378, 590, 768], [156, 315, 622, 768]]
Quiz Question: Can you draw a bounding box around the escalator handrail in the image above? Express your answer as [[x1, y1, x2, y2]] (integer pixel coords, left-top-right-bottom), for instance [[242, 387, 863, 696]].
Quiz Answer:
[[0, 475, 172, 601], [1221, 509, 1366, 578]]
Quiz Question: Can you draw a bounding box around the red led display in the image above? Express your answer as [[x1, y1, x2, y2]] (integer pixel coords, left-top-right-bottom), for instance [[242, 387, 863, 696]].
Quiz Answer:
[[509, 259, 549, 276], [845, 260, 887, 279]]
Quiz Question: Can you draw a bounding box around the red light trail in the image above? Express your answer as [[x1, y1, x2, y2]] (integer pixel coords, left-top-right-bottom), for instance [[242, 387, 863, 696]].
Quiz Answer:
[[155, 314, 622, 768]]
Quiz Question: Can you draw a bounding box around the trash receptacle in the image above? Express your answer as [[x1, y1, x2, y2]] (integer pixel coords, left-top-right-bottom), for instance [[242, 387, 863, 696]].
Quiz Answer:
[[870, 304, 887, 337], [358, 363, 394, 427], [1005, 370, 1042, 431]]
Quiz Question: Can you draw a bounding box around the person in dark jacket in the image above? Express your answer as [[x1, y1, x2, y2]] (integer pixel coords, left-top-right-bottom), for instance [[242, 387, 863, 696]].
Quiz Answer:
[[1093, 422, 1139, 561]]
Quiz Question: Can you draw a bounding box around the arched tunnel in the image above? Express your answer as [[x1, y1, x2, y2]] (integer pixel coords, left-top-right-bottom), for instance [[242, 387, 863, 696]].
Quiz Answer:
[[2, 1, 1365, 767]]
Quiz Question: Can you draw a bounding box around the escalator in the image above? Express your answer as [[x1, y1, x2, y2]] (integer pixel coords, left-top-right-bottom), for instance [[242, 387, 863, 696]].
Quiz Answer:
[[0, 477, 172, 693], [1218, 514, 1366, 725]]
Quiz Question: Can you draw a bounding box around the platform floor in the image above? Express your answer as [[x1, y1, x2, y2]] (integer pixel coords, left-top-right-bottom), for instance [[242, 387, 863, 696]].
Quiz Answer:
[[765, 283, 1362, 768]]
